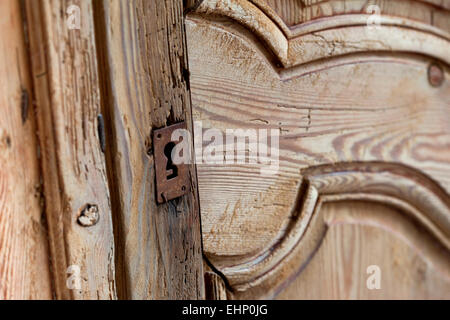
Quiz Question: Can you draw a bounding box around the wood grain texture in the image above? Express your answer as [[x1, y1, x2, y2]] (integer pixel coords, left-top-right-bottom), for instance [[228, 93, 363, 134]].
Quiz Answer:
[[187, 23, 450, 261], [187, 0, 450, 299], [205, 271, 228, 300], [93, 0, 204, 299], [24, 0, 117, 299], [221, 162, 450, 298], [193, 0, 450, 67], [0, 0, 52, 300], [277, 201, 450, 300], [264, 0, 450, 28]]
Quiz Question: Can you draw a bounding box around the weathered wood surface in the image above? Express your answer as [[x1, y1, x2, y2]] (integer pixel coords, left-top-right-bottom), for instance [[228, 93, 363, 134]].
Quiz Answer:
[[277, 202, 450, 300], [204, 271, 228, 300], [193, 0, 450, 67], [222, 163, 450, 298], [94, 0, 204, 299], [0, 0, 52, 300], [187, 0, 450, 299], [264, 0, 450, 29], [25, 0, 117, 299]]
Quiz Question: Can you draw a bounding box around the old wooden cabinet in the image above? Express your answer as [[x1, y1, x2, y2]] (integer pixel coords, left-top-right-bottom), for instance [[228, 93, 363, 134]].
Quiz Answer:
[[0, 0, 449, 300], [186, 0, 450, 299]]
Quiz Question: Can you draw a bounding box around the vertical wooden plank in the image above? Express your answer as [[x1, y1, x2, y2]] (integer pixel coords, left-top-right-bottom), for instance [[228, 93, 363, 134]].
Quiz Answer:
[[0, 0, 52, 299], [24, 0, 117, 299], [204, 272, 228, 300], [94, 0, 204, 299]]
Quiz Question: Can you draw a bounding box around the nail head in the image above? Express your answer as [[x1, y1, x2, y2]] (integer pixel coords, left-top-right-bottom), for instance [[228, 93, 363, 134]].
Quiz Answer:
[[428, 63, 444, 87]]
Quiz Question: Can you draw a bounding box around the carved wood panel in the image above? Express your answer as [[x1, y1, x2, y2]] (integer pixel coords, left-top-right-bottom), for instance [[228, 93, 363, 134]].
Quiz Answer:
[[186, 0, 450, 299]]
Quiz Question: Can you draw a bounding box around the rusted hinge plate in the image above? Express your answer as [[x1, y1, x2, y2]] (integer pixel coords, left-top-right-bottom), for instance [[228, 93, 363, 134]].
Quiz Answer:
[[153, 122, 191, 204]]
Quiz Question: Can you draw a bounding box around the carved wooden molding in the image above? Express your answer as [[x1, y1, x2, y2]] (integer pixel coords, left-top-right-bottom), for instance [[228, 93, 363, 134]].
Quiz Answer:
[[191, 0, 450, 68], [260, 0, 450, 30], [189, 0, 450, 299], [206, 162, 450, 299]]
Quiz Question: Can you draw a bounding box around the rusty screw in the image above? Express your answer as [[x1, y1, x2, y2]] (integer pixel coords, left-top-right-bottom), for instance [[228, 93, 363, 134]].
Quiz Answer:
[[77, 204, 99, 227], [428, 63, 444, 87]]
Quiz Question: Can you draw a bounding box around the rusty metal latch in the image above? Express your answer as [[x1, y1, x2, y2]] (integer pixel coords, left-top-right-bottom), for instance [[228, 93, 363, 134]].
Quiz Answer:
[[153, 122, 191, 204]]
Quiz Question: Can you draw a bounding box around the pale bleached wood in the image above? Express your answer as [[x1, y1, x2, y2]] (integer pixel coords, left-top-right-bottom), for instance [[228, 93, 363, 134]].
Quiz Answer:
[[187, 19, 450, 261], [193, 0, 450, 67], [24, 0, 117, 299], [93, 0, 204, 299], [187, 0, 450, 299], [263, 0, 450, 28], [278, 202, 450, 300], [195, 0, 289, 64], [215, 162, 450, 298], [0, 0, 52, 300]]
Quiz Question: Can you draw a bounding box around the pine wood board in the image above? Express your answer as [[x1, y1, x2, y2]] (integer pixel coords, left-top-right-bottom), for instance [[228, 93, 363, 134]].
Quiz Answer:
[[93, 0, 204, 299], [0, 0, 52, 300], [25, 0, 117, 299]]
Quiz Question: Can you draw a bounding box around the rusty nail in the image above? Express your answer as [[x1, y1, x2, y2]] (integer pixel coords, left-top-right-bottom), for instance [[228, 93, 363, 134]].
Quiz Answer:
[[77, 204, 99, 227], [428, 63, 444, 87]]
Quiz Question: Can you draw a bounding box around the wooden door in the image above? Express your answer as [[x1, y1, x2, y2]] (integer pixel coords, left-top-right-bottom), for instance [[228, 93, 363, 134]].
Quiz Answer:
[[1, 0, 449, 301], [186, 0, 450, 299], [0, 0, 205, 300]]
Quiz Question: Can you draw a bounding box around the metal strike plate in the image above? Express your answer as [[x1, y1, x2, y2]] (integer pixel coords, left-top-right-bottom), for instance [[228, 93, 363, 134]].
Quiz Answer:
[[153, 122, 190, 204]]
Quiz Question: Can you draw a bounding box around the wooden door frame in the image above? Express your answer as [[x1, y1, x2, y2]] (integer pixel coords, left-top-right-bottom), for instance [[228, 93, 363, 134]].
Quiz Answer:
[[22, 0, 206, 300]]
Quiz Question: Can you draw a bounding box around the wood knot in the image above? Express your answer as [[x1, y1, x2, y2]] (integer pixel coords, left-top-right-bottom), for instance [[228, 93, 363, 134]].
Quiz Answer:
[[1, 133, 11, 148], [77, 204, 99, 227]]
